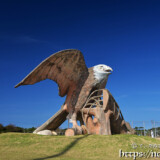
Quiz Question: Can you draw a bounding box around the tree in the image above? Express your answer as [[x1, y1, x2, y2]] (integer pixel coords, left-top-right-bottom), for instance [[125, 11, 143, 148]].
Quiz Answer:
[[24, 127, 36, 133], [0, 124, 4, 133]]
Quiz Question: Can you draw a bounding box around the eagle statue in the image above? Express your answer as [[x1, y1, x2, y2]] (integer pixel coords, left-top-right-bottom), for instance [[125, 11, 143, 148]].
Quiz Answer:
[[15, 49, 113, 133]]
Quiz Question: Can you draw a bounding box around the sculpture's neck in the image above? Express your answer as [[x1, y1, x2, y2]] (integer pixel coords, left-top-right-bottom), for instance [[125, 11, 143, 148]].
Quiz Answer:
[[94, 70, 108, 83]]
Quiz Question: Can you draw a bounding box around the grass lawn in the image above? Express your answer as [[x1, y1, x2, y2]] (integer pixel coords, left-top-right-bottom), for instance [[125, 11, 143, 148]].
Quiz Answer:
[[0, 133, 160, 160]]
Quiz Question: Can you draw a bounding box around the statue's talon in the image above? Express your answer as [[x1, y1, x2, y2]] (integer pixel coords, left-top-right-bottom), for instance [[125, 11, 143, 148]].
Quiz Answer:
[[72, 120, 83, 135], [73, 125, 82, 134]]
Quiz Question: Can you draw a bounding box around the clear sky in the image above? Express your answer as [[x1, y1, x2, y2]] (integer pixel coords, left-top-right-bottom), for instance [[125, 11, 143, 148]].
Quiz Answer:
[[0, 0, 160, 128]]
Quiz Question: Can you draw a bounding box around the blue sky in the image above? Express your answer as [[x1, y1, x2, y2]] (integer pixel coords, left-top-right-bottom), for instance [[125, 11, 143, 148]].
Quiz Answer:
[[0, 0, 160, 128]]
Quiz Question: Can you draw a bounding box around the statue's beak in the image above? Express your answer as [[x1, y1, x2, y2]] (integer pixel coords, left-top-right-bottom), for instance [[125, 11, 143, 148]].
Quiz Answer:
[[105, 66, 113, 74]]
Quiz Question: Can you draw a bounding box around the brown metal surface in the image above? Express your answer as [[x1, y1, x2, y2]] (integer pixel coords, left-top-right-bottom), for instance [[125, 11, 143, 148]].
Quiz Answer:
[[34, 89, 134, 135], [80, 89, 132, 135]]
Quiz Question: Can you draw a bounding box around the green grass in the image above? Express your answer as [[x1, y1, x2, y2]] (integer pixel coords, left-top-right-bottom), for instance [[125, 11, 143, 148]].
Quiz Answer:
[[0, 133, 160, 160]]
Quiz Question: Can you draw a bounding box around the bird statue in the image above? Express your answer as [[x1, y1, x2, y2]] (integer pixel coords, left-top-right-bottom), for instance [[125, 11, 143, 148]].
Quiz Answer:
[[15, 49, 113, 133]]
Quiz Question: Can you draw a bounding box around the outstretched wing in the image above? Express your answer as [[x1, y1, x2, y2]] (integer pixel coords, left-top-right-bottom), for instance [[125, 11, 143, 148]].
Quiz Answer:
[[15, 49, 89, 97]]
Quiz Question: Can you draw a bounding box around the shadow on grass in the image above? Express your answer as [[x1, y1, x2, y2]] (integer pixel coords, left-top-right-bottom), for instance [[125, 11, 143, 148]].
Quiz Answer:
[[33, 134, 89, 160]]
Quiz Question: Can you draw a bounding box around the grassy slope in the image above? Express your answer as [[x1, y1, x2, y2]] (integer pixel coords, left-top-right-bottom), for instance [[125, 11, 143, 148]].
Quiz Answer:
[[0, 133, 159, 160]]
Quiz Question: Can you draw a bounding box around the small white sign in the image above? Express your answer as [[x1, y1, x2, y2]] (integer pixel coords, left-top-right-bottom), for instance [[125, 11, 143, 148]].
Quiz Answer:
[[69, 119, 73, 123]]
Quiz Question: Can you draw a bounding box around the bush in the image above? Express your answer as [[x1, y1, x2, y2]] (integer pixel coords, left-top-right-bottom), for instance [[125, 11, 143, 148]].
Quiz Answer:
[[0, 123, 36, 133], [24, 127, 36, 133], [5, 124, 17, 132], [4, 124, 23, 132]]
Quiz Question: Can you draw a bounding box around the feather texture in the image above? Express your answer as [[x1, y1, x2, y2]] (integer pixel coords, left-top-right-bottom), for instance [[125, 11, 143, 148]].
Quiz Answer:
[[15, 49, 89, 97]]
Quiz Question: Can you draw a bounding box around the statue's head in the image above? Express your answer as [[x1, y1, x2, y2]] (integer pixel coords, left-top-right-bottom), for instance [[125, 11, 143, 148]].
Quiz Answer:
[[93, 64, 113, 82], [93, 64, 113, 74]]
